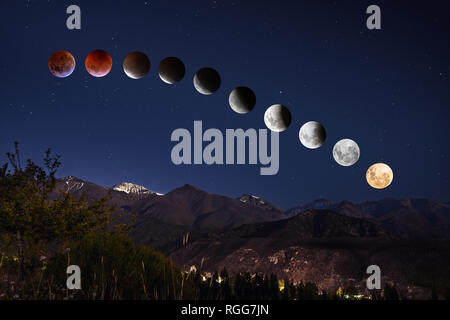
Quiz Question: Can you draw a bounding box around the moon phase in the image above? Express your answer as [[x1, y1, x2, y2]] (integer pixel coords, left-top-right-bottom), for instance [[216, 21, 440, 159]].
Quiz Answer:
[[123, 52, 150, 79], [264, 104, 292, 132], [299, 121, 326, 149], [333, 139, 360, 166], [48, 50, 75, 78], [366, 163, 393, 189], [194, 67, 221, 95], [85, 50, 112, 77], [229, 87, 256, 114], [159, 57, 185, 84]]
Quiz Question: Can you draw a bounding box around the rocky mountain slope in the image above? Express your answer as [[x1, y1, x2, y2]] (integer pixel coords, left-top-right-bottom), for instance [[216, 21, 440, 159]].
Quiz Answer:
[[53, 177, 288, 248], [53, 176, 450, 298], [286, 198, 450, 239], [168, 211, 449, 299]]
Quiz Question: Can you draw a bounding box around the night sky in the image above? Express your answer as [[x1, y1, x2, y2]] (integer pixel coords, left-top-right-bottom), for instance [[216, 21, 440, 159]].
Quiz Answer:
[[1, 0, 449, 209]]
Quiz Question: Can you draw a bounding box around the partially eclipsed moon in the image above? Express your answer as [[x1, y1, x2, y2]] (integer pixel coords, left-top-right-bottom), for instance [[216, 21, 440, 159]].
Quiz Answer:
[[333, 139, 360, 166], [366, 163, 393, 189], [264, 104, 292, 132], [229, 86, 256, 114], [299, 121, 326, 149], [193, 67, 221, 95], [123, 51, 150, 79], [158, 57, 185, 84]]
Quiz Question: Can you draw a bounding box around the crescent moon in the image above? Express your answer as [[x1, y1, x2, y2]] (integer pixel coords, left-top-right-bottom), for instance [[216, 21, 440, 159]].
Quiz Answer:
[[229, 87, 256, 114], [193, 68, 221, 95]]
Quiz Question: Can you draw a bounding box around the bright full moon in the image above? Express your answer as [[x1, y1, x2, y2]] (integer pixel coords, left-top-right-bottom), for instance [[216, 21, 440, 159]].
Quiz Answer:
[[332, 139, 360, 167], [366, 163, 394, 189]]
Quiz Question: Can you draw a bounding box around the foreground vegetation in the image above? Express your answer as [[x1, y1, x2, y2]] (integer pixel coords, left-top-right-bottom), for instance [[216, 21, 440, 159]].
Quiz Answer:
[[0, 230, 402, 300], [0, 143, 448, 300]]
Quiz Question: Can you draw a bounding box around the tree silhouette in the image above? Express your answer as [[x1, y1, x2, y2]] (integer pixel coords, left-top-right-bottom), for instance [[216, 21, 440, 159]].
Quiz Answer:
[[383, 283, 399, 300], [269, 273, 279, 300], [220, 268, 232, 300], [0, 142, 113, 281]]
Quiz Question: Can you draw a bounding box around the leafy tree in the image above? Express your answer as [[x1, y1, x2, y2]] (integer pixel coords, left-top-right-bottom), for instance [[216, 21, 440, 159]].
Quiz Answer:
[[0, 143, 113, 281]]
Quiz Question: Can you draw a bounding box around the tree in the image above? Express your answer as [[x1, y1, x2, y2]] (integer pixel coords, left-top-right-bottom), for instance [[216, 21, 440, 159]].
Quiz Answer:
[[445, 287, 450, 301], [210, 271, 220, 299], [219, 268, 232, 300], [303, 282, 319, 300], [269, 273, 279, 300], [383, 283, 399, 300], [252, 273, 265, 300], [281, 279, 290, 300], [298, 281, 305, 300], [0, 143, 113, 281]]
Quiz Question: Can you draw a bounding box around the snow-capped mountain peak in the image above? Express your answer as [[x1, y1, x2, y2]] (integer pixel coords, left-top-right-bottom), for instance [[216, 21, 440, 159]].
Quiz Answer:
[[63, 176, 86, 192], [112, 182, 162, 196], [237, 194, 282, 213], [239, 194, 266, 205]]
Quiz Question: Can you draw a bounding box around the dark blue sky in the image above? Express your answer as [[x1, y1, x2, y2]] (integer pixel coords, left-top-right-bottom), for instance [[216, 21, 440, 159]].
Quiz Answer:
[[1, 0, 449, 209]]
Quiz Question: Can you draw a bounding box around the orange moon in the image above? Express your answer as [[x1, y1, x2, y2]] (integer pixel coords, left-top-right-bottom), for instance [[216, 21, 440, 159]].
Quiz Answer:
[[366, 163, 394, 189], [85, 50, 112, 77], [48, 50, 75, 78]]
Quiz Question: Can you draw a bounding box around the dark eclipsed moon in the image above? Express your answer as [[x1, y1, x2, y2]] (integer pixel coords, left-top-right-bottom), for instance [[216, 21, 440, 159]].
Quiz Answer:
[[48, 50, 75, 78], [85, 50, 112, 77], [229, 87, 256, 114], [193, 67, 221, 95], [158, 57, 185, 84], [123, 52, 150, 79]]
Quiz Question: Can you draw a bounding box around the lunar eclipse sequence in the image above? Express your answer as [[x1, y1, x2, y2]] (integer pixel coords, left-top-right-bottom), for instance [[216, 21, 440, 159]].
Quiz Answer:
[[48, 49, 393, 190]]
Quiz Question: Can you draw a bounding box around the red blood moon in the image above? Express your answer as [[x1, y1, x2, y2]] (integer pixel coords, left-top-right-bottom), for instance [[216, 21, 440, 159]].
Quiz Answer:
[[48, 50, 75, 78], [85, 50, 113, 77]]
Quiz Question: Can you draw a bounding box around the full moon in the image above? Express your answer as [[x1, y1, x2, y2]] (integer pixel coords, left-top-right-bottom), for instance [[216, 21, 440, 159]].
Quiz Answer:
[[48, 50, 75, 78], [123, 52, 150, 79], [264, 104, 292, 132], [229, 87, 256, 114], [85, 50, 112, 77], [158, 57, 185, 84], [193, 67, 221, 95], [299, 121, 326, 149], [366, 163, 394, 189], [333, 139, 360, 166]]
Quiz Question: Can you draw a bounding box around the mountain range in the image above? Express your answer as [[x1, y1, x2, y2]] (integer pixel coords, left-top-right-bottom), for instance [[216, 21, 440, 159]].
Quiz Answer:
[[54, 176, 450, 298], [285, 198, 450, 239]]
